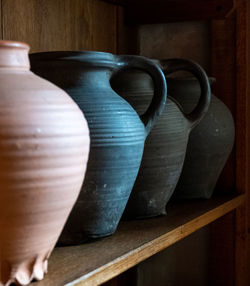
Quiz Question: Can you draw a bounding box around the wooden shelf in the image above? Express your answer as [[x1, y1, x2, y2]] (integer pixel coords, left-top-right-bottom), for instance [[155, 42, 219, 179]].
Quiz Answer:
[[100, 0, 235, 24], [33, 194, 244, 286]]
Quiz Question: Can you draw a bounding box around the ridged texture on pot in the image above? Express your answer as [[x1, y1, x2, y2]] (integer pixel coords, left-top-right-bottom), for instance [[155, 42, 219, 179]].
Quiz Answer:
[[0, 41, 90, 286], [168, 78, 235, 199], [30, 52, 151, 244], [111, 71, 190, 218]]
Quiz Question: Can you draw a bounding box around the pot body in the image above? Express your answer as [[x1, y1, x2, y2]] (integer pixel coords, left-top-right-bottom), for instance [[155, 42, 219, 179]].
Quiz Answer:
[[111, 71, 191, 218], [168, 78, 235, 199], [111, 57, 211, 219], [0, 41, 89, 286], [30, 52, 167, 244]]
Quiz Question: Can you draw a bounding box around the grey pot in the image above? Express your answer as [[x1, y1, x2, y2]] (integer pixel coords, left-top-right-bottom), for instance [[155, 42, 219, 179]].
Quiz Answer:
[[30, 51, 167, 244], [111, 59, 211, 218], [168, 77, 235, 199]]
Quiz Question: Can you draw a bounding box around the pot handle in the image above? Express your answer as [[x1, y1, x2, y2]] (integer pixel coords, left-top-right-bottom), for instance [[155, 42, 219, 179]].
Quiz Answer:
[[113, 55, 167, 137], [159, 58, 211, 129]]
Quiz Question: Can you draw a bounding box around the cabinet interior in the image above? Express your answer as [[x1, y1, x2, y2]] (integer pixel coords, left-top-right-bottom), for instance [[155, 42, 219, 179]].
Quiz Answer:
[[0, 0, 248, 285]]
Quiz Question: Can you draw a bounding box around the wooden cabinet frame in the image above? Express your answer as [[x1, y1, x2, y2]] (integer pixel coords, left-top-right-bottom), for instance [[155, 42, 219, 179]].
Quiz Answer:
[[0, 0, 248, 285]]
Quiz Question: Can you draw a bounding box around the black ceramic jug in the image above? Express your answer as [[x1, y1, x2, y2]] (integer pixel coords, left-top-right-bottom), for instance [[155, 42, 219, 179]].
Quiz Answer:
[[111, 59, 210, 219], [30, 52, 167, 245], [168, 77, 235, 199]]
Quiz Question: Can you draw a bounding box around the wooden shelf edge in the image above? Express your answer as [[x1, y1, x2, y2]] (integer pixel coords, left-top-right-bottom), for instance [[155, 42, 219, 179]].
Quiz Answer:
[[68, 194, 245, 286], [99, 0, 236, 24]]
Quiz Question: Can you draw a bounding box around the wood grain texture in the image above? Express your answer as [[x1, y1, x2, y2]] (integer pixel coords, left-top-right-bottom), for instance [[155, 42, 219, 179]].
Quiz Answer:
[[0, 0, 2, 39], [248, 0, 250, 276], [102, 267, 137, 286], [235, 0, 248, 195], [210, 15, 236, 193], [248, 0, 250, 229], [30, 195, 244, 286], [210, 1, 249, 285], [248, 233, 250, 283], [209, 212, 235, 286], [116, 6, 138, 55], [138, 21, 210, 74], [2, 0, 117, 53], [235, 203, 247, 286], [235, 1, 248, 285]]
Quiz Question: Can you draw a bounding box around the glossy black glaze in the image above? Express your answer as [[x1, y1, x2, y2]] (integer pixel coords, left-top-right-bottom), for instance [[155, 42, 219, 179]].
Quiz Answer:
[[168, 77, 235, 199], [111, 59, 211, 219], [30, 51, 166, 244]]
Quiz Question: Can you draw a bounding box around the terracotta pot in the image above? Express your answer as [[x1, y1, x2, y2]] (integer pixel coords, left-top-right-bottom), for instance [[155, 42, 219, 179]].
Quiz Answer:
[[0, 41, 90, 286], [111, 59, 210, 218], [30, 52, 167, 244], [168, 77, 235, 199]]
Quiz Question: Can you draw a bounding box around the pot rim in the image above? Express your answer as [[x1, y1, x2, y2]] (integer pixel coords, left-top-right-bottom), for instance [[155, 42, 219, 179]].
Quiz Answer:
[[0, 40, 29, 50], [30, 50, 118, 68]]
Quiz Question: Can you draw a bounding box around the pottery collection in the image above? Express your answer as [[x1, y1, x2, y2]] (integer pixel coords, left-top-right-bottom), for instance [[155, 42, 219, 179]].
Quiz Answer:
[[167, 77, 235, 199], [0, 41, 90, 286], [111, 59, 211, 218], [30, 52, 167, 245], [0, 39, 234, 286]]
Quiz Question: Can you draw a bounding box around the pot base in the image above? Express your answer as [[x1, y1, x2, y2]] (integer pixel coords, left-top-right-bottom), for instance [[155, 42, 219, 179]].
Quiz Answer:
[[0, 250, 52, 286]]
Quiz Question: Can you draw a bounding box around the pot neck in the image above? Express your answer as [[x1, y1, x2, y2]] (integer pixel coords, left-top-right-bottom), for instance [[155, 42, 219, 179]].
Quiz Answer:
[[71, 68, 113, 90], [0, 40, 30, 70]]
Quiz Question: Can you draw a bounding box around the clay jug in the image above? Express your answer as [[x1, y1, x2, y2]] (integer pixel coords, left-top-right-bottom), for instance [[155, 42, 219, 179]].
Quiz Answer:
[[0, 41, 90, 286], [30, 52, 167, 244], [168, 77, 235, 199], [111, 59, 210, 218]]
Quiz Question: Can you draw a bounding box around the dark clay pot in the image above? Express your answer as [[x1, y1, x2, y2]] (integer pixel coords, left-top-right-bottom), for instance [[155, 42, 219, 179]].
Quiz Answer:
[[111, 59, 211, 218], [30, 52, 167, 244], [168, 77, 235, 199]]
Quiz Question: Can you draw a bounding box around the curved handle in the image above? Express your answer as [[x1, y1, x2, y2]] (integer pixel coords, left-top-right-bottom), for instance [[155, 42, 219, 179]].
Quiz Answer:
[[159, 58, 211, 129], [113, 55, 167, 137]]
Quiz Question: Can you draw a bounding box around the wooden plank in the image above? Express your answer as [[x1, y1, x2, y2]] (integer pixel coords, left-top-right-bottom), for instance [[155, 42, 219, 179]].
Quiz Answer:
[[31, 195, 244, 286], [235, 0, 247, 195], [248, 0, 250, 233], [125, 0, 235, 25], [210, 15, 236, 193], [210, 1, 249, 285], [247, 0, 250, 259], [2, 0, 117, 53], [0, 5, 1, 41], [138, 21, 210, 72], [209, 11, 236, 286], [102, 267, 137, 286], [235, 1, 248, 285], [235, 203, 247, 286], [248, 233, 250, 283], [116, 6, 138, 54], [209, 212, 235, 286]]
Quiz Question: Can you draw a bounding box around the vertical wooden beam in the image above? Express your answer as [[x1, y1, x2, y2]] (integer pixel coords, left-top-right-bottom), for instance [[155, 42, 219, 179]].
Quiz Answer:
[[0, 0, 2, 40], [247, 0, 250, 281], [210, 0, 248, 285], [235, 0, 248, 284], [209, 8, 236, 286], [116, 6, 138, 55], [210, 14, 236, 193], [209, 212, 235, 286], [235, 0, 247, 195], [235, 204, 247, 286]]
